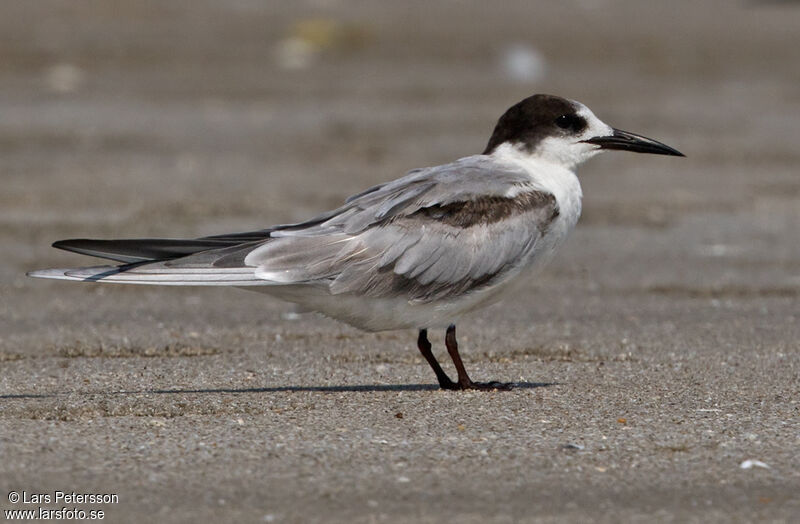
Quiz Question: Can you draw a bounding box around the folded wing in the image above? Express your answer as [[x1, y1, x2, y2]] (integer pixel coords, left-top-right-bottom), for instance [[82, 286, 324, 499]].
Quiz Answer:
[[30, 156, 559, 299], [247, 156, 560, 302]]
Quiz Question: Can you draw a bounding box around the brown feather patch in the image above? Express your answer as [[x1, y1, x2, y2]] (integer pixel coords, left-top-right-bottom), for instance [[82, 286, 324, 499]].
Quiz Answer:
[[406, 191, 558, 229]]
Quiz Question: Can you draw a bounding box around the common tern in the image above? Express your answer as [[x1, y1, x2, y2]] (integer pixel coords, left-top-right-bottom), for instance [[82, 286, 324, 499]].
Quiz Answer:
[[29, 94, 683, 390]]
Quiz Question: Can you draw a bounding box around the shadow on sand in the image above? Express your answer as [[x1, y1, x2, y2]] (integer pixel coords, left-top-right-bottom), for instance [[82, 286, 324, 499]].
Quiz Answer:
[[1, 381, 556, 399]]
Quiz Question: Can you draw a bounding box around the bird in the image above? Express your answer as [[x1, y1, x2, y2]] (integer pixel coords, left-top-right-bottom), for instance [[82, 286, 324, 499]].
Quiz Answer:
[[28, 94, 683, 391]]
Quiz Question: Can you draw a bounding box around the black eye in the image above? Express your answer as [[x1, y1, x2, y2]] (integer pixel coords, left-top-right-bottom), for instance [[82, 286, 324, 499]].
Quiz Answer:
[[555, 114, 581, 130]]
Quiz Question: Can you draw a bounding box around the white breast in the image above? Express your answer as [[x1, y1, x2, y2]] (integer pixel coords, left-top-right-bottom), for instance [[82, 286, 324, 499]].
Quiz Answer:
[[252, 146, 585, 332], [492, 143, 583, 251]]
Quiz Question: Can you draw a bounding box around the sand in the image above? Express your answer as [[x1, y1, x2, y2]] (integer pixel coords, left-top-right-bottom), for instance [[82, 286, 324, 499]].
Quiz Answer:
[[1, 1, 799, 522]]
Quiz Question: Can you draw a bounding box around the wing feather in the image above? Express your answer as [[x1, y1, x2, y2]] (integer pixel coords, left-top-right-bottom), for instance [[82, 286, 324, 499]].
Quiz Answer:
[[245, 155, 560, 302], [32, 155, 560, 302]]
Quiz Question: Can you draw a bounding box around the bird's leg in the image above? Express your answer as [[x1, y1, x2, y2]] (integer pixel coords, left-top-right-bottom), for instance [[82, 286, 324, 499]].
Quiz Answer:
[[444, 324, 514, 391], [417, 329, 458, 390]]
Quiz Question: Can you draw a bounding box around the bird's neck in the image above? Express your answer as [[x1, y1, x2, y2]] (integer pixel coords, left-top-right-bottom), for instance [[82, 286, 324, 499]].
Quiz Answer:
[[491, 143, 583, 214]]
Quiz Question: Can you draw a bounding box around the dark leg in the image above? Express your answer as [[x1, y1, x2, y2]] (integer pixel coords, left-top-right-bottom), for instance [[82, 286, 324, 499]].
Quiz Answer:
[[417, 329, 458, 390], [444, 324, 514, 391]]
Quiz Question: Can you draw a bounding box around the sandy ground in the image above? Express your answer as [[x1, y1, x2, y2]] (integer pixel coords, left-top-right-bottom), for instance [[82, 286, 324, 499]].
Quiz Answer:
[[1, 1, 799, 522]]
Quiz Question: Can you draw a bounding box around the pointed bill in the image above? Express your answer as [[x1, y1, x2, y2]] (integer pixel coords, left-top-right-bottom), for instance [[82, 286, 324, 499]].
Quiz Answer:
[[583, 128, 684, 157]]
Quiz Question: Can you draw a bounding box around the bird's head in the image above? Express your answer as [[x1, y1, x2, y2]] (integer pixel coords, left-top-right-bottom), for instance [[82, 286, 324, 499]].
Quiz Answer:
[[484, 94, 683, 169]]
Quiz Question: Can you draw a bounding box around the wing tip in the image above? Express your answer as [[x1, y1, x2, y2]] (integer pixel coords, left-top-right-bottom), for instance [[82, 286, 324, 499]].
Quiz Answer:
[[28, 265, 267, 285], [28, 265, 122, 281], [52, 238, 85, 250], [27, 268, 71, 280], [27, 269, 53, 278]]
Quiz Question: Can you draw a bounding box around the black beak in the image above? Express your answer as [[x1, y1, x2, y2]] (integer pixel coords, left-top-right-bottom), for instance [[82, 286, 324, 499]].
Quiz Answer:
[[583, 128, 684, 157]]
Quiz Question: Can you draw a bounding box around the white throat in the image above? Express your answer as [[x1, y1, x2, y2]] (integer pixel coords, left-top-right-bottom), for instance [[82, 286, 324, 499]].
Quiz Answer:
[[491, 143, 584, 230]]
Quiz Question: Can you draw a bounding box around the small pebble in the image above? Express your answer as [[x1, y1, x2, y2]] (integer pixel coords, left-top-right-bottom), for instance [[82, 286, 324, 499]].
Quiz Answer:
[[740, 459, 770, 470]]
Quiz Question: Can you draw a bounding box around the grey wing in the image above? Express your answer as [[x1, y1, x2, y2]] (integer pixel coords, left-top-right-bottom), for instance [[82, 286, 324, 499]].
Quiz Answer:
[[246, 155, 560, 303], [31, 156, 557, 294]]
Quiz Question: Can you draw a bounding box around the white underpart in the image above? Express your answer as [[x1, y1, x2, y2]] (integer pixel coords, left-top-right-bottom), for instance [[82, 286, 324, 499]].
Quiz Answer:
[[493, 143, 583, 232], [490, 138, 585, 275]]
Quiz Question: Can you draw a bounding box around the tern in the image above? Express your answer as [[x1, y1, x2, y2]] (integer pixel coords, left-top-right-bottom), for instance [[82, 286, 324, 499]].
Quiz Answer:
[[29, 94, 683, 390]]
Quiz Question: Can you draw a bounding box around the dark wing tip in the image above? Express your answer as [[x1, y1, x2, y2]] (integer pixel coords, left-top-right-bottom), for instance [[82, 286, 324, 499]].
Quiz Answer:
[[53, 238, 86, 250], [50, 238, 242, 263]]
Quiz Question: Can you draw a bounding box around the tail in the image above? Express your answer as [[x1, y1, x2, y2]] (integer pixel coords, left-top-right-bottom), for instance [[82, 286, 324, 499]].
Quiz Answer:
[[28, 233, 276, 286], [27, 264, 266, 286]]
